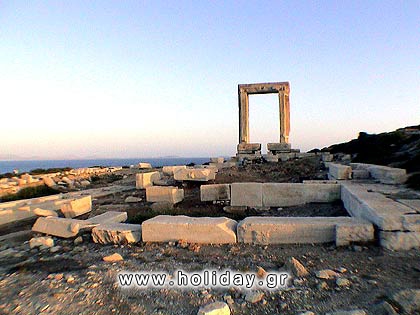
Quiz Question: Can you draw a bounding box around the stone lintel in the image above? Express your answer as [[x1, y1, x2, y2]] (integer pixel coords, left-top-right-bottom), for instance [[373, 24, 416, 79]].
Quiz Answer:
[[238, 82, 290, 94]]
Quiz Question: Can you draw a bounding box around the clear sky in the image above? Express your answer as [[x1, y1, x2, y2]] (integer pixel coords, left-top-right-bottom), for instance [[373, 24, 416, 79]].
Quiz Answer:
[[1, 1, 419, 159]]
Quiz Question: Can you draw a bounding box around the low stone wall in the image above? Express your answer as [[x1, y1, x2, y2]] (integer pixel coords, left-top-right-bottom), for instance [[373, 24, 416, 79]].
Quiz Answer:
[[237, 216, 373, 245], [142, 215, 237, 244], [226, 182, 340, 207]]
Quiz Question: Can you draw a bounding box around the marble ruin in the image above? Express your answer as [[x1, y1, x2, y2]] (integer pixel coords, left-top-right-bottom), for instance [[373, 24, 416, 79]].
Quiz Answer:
[[237, 82, 298, 161]]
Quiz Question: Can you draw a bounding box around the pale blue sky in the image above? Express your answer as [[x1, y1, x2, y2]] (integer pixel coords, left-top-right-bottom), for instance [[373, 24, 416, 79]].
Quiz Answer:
[[1, 1, 419, 159]]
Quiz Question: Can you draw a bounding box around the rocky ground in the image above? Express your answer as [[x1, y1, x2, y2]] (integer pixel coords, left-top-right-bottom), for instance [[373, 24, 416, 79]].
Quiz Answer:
[[0, 158, 419, 315]]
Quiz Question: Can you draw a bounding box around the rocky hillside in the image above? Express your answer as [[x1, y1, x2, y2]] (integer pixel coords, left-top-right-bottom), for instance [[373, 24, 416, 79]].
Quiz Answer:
[[321, 125, 420, 188]]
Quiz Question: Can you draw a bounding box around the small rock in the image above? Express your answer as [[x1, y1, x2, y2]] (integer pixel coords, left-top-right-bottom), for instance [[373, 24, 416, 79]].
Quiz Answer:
[[197, 301, 230, 315], [315, 269, 339, 279], [298, 312, 315, 315], [125, 196, 142, 203], [279, 302, 288, 310], [80, 180, 90, 187], [54, 273, 64, 281], [353, 245, 363, 252], [245, 291, 264, 303], [74, 236, 83, 245], [29, 237, 54, 249], [318, 281, 329, 290], [337, 267, 347, 273], [256, 266, 267, 278], [50, 246, 61, 253], [286, 257, 309, 277], [178, 239, 189, 249], [65, 275, 75, 283], [103, 253, 123, 262], [223, 206, 247, 214], [336, 278, 351, 287], [223, 295, 234, 305], [325, 310, 366, 315]]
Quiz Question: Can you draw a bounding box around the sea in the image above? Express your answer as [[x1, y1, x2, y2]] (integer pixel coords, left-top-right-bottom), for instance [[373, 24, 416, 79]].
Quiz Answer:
[[0, 157, 212, 174]]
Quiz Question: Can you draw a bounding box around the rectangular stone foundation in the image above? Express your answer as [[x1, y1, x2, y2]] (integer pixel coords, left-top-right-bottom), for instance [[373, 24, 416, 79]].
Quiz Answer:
[[142, 215, 237, 244]]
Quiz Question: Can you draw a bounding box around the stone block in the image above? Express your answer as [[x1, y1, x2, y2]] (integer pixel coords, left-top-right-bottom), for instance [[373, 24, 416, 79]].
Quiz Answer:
[[367, 165, 407, 184], [138, 162, 152, 169], [237, 217, 367, 245], [262, 183, 306, 207], [304, 183, 341, 203], [153, 177, 176, 186], [231, 183, 262, 207], [236, 153, 262, 161], [200, 184, 231, 201], [328, 163, 352, 180], [162, 165, 187, 176], [146, 186, 184, 204], [237, 143, 261, 153], [397, 199, 420, 213], [32, 217, 95, 238], [264, 153, 279, 163], [142, 215, 237, 244], [136, 171, 161, 189], [351, 163, 407, 184], [262, 182, 339, 206], [335, 221, 375, 246], [174, 168, 216, 182], [92, 223, 142, 244], [267, 142, 292, 152], [43, 177, 56, 187], [86, 211, 128, 224], [60, 196, 92, 218], [341, 183, 414, 231], [380, 231, 420, 250], [352, 169, 370, 179], [0, 209, 37, 227], [322, 153, 333, 162], [402, 215, 420, 232], [29, 236, 54, 248], [33, 208, 58, 217]]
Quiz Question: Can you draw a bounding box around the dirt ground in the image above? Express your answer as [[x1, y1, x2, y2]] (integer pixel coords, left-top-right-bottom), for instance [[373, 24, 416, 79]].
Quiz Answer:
[[0, 157, 419, 315]]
